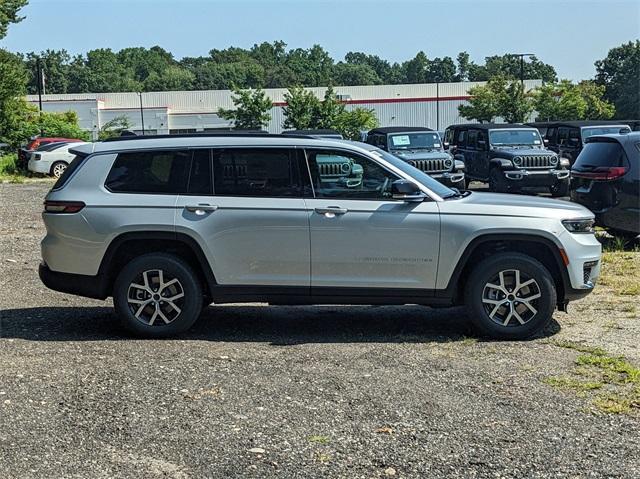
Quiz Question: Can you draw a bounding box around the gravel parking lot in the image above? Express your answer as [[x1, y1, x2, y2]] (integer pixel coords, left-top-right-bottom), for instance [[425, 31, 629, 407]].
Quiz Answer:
[[1, 182, 639, 478]]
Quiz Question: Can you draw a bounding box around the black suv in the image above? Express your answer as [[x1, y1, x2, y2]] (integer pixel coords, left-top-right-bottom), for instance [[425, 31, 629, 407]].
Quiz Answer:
[[570, 132, 640, 240], [365, 126, 465, 187], [531, 121, 631, 165], [444, 124, 570, 196]]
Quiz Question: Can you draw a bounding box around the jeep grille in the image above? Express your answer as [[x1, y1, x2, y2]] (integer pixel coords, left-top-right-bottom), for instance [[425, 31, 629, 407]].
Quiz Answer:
[[409, 158, 451, 173], [318, 162, 348, 177], [519, 155, 554, 169]]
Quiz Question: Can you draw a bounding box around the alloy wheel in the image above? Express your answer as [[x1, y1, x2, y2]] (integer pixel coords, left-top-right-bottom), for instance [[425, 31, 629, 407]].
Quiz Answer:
[[52, 163, 67, 178], [127, 269, 185, 326], [481, 269, 541, 326]]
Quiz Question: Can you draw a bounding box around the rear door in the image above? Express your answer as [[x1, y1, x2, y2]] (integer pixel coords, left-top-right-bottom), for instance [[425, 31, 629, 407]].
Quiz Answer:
[[175, 147, 311, 287], [303, 147, 440, 292]]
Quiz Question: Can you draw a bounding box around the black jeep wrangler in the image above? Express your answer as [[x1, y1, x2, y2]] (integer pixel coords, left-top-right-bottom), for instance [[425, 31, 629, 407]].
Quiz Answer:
[[444, 123, 570, 196], [365, 126, 465, 187]]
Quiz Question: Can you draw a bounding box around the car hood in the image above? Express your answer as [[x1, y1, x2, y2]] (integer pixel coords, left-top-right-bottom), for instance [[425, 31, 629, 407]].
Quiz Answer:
[[439, 191, 593, 220], [391, 150, 450, 161], [491, 147, 555, 159]]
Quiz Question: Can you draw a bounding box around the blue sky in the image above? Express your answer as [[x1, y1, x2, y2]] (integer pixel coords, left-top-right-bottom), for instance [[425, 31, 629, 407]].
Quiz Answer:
[[2, 0, 638, 81]]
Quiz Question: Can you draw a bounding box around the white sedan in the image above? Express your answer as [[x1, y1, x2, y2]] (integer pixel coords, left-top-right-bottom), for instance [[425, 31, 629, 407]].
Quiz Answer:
[[28, 142, 88, 178]]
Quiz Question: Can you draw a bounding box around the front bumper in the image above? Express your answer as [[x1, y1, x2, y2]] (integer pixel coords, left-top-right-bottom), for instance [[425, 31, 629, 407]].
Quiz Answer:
[[503, 169, 569, 186], [430, 171, 465, 187]]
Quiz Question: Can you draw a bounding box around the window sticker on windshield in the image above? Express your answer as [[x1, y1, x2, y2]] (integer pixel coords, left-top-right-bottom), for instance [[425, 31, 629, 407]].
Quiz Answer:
[[392, 135, 411, 146], [434, 143, 441, 147], [533, 140, 541, 144]]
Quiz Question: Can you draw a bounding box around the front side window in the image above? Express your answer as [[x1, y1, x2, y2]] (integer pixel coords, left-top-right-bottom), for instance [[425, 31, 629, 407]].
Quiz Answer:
[[489, 129, 542, 146], [213, 148, 302, 197], [105, 150, 191, 194], [457, 130, 466, 147], [306, 149, 399, 200]]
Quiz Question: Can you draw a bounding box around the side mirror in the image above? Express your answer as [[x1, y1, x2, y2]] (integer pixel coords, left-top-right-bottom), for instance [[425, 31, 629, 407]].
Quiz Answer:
[[391, 180, 425, 202], [443, 141, 450, 149], [543, 138, 549, 145]]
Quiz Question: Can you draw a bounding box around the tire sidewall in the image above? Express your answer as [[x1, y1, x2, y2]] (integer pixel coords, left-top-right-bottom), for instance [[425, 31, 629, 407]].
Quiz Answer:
[[113, 253, 203, 338], [50, 161, 68, 178], [465, 253, 557, 340]]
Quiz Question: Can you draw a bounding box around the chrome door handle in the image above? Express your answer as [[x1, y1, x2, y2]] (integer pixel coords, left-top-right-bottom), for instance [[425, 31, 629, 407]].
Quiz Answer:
[[315, 206, 348, 217], [185, 204, 218, 215]]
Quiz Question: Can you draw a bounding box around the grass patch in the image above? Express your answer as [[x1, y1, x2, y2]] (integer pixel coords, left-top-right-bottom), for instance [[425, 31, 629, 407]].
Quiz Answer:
[[545, 343, 640, 415], [597, 251, 640, 297], [308, 435, 330, 445]]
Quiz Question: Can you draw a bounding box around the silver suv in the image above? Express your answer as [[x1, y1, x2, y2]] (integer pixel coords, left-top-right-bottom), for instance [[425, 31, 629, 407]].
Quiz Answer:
[[39, 134, 602, 339]]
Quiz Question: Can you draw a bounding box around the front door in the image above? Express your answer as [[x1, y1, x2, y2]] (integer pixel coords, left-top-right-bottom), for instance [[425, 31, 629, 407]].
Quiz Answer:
[[175, 147, 311, 287], [303, 148, 440, 292]]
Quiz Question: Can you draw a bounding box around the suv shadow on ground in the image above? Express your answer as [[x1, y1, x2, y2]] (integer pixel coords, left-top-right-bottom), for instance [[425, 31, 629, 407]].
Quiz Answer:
[[0, 305, 561, 344]]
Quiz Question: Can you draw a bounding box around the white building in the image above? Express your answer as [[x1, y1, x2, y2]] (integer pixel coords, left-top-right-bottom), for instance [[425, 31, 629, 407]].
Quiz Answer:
[[26, 80, 542, 139]]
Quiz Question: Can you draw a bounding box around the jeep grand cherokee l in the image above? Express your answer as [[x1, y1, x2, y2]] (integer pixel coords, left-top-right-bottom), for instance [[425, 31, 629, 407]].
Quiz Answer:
[[39, 134, 601, 339], [445, 124, 570, 196], [366, 127, 465, 188]]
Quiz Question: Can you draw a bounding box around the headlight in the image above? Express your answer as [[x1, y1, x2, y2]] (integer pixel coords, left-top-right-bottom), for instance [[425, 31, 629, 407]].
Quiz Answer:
[[560, 157, 570, 167], [550, 156, 559, 166], [444, 158, 453, 169], [513, 156, 522, 166], [562, 218, 595, 234]]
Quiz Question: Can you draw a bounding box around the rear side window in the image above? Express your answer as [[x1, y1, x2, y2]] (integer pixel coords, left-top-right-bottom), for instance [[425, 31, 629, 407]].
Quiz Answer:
[[212, 148, 302, 197], [51, 154, 88, 191], [105, 150, 191, 194], [187, 149, 212, 195], [574, 141, 628, 168]]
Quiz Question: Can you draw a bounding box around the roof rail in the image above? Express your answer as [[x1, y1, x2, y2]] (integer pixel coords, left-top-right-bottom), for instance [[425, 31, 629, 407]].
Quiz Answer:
[[102, 131, 316, 142]]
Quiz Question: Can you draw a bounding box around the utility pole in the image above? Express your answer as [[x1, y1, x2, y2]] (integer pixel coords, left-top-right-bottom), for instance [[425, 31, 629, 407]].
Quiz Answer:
[[509, 53, 534, 86], [138, 92, 145, 135], [36, 58, 44, 135]]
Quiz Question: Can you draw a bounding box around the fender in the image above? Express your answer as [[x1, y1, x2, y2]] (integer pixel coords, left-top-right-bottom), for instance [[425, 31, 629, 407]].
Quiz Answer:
[[489, 158, 514, 169]]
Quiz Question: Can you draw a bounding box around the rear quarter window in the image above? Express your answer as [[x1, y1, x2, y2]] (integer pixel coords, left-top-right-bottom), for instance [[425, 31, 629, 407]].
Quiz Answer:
[[105, 150, 191, 194], [51, 154, 88, 191]]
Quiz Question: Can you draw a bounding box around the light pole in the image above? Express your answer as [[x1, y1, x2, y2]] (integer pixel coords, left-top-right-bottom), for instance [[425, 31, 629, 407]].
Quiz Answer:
[[509, 53, 535, 85], [137, 91, 145, 135]]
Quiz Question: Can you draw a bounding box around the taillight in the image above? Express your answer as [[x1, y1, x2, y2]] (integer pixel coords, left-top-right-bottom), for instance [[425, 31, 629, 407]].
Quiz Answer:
[[43, 200, 85, 213], [571, 166, 628, 180]]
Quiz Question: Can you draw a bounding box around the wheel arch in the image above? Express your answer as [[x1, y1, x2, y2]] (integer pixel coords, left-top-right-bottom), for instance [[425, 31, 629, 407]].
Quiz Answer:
[[439, 233, 570, 306], [98, 231, 217, 298]]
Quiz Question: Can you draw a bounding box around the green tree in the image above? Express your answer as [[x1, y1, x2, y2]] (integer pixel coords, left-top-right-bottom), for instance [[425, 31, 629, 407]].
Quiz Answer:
[[98, 114, 133, 140], [468, 54, 557, 83], [24, 49, 71, 94], [344, 52, 394, 83], [144, 65, 194, 91], [533, 80, 614, 121], [311, 86, 345, 129], [0, 49, 30, 147], [459, 77, 533, 123], [595, 40, 640, 119], [333, 108, 378, 140], [0, 0, 27, 39], [332, 62, 381, 86], [217, 86, 273, 129], [282, 86, 321, 130]]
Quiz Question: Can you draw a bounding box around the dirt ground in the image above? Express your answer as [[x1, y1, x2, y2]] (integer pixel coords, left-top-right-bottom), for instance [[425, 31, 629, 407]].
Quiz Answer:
[[1, 182, 638, 478]]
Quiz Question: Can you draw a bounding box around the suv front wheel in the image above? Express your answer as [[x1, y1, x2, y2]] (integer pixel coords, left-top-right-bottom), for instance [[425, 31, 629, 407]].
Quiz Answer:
[[113, 253, 203, 337], [464, 253, 557, 339]]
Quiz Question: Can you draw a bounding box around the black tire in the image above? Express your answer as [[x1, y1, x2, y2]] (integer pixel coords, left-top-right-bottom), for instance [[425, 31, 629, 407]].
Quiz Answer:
[[50, 161, 68, 179], [113, 253, 203, 338], [488, 167, 513, 193], [464, 253, 557, 340], [549, 180, 569, 197]]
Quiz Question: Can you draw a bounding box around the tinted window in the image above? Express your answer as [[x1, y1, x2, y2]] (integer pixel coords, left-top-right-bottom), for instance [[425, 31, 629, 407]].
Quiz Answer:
[[457, 130, 466, 147], [188, 149, 212, 195], [468, 130, 478, 149], [547, 127, 556, 142], [306, 149, 400, 200], [213, 148, 301, 197], [574, 141, 628, 169], [51, 154, 88, 191], [105, 150, 191, 194]]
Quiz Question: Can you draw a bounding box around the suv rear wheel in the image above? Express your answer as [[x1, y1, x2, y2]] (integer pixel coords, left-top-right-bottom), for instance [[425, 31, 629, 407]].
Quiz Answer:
[[464, 253, 556, 339], [113, 253, 203, 337]]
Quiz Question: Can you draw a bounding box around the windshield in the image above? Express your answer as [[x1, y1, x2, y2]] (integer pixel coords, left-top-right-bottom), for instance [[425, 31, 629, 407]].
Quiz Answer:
[[582, 126, 630, 140], [389, 132, 442, 150], [489, 129, 542, 146], [368, 147, 456, 198]]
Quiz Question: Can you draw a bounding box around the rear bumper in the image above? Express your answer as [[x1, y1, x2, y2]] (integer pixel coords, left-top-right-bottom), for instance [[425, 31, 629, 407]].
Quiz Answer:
[[39, 263, 109, 300], [503, 169, 570, 186], [28, 158, 50, 174]]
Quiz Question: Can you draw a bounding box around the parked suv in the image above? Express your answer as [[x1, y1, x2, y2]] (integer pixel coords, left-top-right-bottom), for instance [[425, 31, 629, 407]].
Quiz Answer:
[[445, 124, 570, 196], [365, 127, 465, 188], [39, 134, 601, 339], [570, 132, 640, 240], [538, 121, 631, 165]]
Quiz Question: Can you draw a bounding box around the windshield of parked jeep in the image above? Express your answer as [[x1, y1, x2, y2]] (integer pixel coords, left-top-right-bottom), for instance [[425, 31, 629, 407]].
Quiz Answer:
[[367, 147, 456, 198], [389, 132, 442, 150], [489, 129, 542, 146], [582, 126, 631, 141]]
